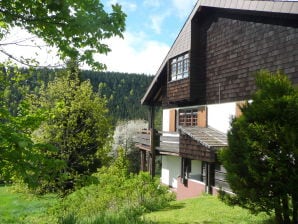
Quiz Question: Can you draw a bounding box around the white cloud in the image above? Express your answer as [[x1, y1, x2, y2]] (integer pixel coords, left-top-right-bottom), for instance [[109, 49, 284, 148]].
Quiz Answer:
[[149, 9, 172, 34], [171, 0, 197, 18], [0, 28, 170, 75], [93, 32, 170, 75], [149, 14, 165, 34], [143, 0, 161, 7], [0, 27, 62, 67]]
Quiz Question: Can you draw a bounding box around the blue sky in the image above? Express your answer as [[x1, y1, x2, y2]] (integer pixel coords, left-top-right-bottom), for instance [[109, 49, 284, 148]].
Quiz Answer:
[[0, 0, 197, 75], [107, 0, 196, 44], [95, 0, 197, 74]]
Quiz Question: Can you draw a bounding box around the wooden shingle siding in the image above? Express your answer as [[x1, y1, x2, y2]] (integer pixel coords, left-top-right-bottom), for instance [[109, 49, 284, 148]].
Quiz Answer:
[[179, 134, 216, 162], [191, 9, 298, 105], [167, 78, 190, 102]]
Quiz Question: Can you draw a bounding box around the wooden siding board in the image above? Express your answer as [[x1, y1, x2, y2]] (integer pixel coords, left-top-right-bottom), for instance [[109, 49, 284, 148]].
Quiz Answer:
[[179, 134, 216, 162], [192, 12, 298, 104], [167, 78, 191, 102]]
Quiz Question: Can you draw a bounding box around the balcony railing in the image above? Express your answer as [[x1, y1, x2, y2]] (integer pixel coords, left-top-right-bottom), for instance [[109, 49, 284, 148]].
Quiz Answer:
[[135, 129, 152, 151], [156, 132, 179, 154], [135, 129, 180, 155], [214, 170, 231, 192]]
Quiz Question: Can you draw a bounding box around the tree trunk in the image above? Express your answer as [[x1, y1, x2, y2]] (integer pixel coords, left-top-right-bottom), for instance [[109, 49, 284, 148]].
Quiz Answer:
[[281, 196, 291, 224], [292, 195, 298, 224], [275, 198, 284, 224]]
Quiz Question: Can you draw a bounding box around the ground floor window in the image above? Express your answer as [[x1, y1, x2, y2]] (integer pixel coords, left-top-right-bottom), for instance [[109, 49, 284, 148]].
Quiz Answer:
[[178, 108, 198, 126]]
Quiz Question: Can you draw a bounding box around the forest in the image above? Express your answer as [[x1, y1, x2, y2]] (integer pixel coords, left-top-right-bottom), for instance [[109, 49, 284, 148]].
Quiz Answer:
[[23, 69, 153, 123]]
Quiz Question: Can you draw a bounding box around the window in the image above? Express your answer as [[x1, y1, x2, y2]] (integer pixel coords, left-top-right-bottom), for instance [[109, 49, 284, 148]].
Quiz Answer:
[[178, 108, 198, 126], [170, 53, 189, 81]]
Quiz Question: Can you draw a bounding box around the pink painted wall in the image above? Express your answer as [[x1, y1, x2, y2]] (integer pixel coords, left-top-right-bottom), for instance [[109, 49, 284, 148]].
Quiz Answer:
[[176, 177, 206, 200], [212, 186, 219, 195]]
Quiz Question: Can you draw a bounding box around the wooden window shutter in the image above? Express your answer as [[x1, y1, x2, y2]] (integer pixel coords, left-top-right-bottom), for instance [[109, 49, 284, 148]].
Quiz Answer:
[[197, 106, 207, 127], [169, 109, 176, 132], [235, 101, 246, 118]]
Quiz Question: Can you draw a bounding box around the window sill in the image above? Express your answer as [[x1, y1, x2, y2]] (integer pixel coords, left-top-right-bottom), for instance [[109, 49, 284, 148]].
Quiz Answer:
[[168, 77, 189, 84]]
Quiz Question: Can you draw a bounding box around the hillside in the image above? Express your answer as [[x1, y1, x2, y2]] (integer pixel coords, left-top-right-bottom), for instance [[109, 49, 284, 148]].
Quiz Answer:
[[80, 70, 153, 123], [10, 69, 153, 123]]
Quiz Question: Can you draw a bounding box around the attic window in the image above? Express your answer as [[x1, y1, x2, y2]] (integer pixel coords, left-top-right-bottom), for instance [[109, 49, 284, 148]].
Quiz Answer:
[[170, 53, 189, 81]]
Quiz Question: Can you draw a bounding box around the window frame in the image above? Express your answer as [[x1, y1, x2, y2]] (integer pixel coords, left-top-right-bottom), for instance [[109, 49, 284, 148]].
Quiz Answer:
[[170, 52, 189, 81], [178, 108, 198, 127]]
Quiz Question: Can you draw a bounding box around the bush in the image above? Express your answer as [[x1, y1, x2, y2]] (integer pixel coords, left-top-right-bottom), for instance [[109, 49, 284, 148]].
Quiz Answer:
[[59, 211, 154, 224], [56, 149, 174, 222]]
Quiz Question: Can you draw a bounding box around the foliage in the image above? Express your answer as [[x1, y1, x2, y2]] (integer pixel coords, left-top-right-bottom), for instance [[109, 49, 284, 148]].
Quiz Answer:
[[219, 70, 298, 224], [1, 185, 272, 224], [0, 63, 63, 188], [9, 68, 153, 123], [56, 148, 174, 222], [81, 70, 153, 123], [29, 65, 112, 194], [0, 0, 126, 69], [145, 195, 272, 224], [113, 120, 148, 173], [59, 211, 153, 224]]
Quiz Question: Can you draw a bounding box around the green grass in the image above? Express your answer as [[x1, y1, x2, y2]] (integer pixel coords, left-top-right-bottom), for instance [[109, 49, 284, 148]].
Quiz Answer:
[[0, 186, 274, 224], [0, 186, 58, 224], [144, 195, 273, 224]]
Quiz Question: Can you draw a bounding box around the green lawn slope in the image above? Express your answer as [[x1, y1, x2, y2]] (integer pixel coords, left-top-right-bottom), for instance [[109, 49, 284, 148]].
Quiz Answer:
[[0, 186, 57, 224], [144, 195, 273, 224]]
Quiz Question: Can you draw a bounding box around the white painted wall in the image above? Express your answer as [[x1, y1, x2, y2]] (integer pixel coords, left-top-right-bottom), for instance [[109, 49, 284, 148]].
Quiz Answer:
[[162, 109, 171, 132], [161, 155, 181, 188], [207, 102, 236, 134]]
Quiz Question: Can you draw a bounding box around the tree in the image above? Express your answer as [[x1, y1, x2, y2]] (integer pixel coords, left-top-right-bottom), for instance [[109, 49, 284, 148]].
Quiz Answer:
[[113, 120, 148, 173], [219, 70, 298, 224], [0, 0, 126, 69], [30, 65, 112, 193], [0, 63, 64, 188]]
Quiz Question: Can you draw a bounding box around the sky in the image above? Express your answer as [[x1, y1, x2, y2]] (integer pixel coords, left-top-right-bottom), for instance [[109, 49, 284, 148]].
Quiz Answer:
[[0, 0, 197, 75]]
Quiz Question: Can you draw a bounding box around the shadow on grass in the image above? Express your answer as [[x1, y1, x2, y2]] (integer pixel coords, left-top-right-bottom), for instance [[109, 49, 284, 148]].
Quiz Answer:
[[156, 202, 186, 212]]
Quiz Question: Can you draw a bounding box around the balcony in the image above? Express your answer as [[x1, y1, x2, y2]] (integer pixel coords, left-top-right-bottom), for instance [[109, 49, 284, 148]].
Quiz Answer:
[[135, 129, 180, 155]]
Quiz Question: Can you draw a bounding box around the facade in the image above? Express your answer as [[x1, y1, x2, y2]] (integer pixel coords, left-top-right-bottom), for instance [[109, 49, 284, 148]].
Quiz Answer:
[[135, 0, 298, 200]]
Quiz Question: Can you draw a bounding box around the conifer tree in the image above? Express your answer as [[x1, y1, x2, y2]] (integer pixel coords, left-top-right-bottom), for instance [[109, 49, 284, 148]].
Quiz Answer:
[[219, 70, 298, 224]]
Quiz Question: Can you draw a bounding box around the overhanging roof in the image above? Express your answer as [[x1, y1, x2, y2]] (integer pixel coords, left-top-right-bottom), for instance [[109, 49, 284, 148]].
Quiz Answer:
[[179, 126, 227, 149], [141, 0, 298, 105]]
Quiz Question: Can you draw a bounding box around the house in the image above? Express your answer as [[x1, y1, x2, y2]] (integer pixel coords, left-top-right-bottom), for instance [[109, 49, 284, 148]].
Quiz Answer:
[[135, 0, 298, 200]]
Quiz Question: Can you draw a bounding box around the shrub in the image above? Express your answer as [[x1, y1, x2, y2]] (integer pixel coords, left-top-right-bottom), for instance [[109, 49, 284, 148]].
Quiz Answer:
[[56, 148, 174, 222]]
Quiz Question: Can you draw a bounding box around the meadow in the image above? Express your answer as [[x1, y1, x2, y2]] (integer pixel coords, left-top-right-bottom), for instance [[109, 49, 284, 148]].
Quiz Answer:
[[0, 186, 273, 224], [145, 195, 273, 224]]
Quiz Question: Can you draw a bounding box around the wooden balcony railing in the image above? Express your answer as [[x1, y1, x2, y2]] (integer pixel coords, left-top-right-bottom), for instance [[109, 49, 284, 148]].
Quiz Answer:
[[135, 129, 180, 155], [156, 132, 179, 155], [135, 129, 152, 151], [214, 170, 231, 192]]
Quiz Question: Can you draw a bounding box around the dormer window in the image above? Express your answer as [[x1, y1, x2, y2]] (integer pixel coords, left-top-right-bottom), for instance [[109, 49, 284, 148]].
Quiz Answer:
[[170, 53, 189, 81]]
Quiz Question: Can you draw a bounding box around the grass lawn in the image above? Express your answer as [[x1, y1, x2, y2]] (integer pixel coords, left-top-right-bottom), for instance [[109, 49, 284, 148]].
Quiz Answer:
[[0, 186, 58, 224], [144, 195, 273, 224]]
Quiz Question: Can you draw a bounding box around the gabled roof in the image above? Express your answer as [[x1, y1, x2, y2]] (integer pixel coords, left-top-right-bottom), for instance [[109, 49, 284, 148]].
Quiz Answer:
[[141, 0, 298, 105], [179, 126, 227, 149]]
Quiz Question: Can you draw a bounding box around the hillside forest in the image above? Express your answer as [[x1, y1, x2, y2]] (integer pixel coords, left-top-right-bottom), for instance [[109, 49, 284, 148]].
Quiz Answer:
[[24, 69, 153, 123]]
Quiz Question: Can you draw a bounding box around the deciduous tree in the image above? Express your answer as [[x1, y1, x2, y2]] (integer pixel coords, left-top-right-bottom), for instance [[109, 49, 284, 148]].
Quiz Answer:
[[30, 65, 112, 193], [0, 63, 64, 188], [0, 0, 126, 69]]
